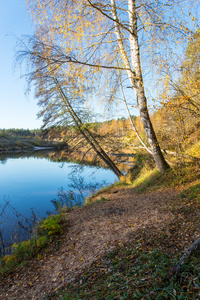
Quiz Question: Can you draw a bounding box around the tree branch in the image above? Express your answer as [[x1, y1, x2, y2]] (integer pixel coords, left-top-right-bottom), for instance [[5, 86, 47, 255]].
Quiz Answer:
[[170, 237, 200, 274], [86, 0, 133, 35]]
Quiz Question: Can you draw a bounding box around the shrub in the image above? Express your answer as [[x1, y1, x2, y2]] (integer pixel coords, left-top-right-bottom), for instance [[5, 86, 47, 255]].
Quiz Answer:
[[42, 215, 63, 236], [36, 236, 48, 249]]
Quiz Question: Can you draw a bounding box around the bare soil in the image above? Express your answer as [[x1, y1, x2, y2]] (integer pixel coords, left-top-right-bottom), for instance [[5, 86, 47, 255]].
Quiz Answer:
[[0, 187, 180, 299]]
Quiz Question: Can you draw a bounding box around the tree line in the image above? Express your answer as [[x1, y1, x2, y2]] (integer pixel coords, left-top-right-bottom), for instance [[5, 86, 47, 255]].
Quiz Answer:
[[0, 129, 42, 139]]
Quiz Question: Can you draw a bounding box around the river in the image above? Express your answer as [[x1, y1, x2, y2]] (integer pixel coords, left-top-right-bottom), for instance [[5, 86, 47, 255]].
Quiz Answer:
[[0, 150, 118, 216], [0, 150, 118, 248]]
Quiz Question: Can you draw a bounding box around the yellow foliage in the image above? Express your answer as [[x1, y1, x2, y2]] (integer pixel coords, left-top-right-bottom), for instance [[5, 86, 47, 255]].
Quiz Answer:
[[186, 141, 200, 158], [3, 254, 17, 265]]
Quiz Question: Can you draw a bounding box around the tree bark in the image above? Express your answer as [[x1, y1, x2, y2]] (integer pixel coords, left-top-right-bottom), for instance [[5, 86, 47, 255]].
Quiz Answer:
[[127, 0, 170, 172], [120, 77, 152, 155], [138, 96, 170, 172]]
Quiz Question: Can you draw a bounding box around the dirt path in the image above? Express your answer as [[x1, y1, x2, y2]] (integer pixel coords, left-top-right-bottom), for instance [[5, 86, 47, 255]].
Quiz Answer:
[[0, 187, 178, 299]]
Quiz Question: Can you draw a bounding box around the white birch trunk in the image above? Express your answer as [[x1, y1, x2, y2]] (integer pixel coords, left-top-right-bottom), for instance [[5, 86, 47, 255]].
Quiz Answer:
[[110, 0, 136, 90], [112, 0, 169, 172]]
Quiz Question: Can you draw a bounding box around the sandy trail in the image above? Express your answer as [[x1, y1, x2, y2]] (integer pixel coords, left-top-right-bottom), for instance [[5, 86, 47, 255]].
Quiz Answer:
[[0, 187, 177, 299]]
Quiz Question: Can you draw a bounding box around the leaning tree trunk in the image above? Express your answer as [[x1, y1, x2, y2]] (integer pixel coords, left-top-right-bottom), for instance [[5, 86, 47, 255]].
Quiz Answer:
[[128, 0, 170, 172], [54, 77, 123, 179]]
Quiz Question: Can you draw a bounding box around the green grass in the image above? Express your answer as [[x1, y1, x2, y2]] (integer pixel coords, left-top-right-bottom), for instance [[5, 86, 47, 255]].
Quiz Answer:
[[48, 242, 200, 299], [131, 168, 161, 191], [130, 160, 200, 193], [0, 213, 68, 277], [86, 160, 200, 204], [179, 183, 200, 202]]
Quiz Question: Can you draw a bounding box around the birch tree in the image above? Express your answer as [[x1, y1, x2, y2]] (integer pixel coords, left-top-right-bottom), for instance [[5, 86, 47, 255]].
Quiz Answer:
[[17, 38, 123, 178], [25, 0, 198, 172]]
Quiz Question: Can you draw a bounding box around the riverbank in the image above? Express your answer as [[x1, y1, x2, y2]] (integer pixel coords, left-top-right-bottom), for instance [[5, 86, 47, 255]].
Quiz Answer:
[[0, 161, 199, 299], [0, 130, 67, 153]]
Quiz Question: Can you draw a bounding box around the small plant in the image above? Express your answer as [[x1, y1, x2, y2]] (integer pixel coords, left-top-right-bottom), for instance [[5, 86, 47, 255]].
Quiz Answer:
[[0, 212, 68, 277], [42, 215, 64, 236], [36, 236, 48, 249], [99, 197, 107, 202]]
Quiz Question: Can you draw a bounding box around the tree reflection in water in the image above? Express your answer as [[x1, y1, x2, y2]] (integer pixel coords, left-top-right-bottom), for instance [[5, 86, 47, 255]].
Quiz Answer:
[[0, 199, 38, 255], [50, 171, 107, 213], [0, 151, 116, 255]]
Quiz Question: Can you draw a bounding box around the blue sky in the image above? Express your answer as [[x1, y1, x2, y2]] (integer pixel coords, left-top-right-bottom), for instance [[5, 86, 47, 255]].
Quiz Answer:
[[0, 0, 141, 130], [0, 0, 42, 129], [0, 1, 198, 130], [0, 0, 130, 130]]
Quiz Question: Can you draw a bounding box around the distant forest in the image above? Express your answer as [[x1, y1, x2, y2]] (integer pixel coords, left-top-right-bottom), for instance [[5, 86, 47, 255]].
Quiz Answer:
[[1, 106, 199, 157]]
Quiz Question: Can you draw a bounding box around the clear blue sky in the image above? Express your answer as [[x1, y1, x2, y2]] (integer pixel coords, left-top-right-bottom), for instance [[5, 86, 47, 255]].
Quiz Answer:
[[0, 0, 42, 129]]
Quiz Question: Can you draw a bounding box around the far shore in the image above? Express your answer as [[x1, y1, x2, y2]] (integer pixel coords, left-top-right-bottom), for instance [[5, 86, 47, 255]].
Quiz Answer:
[[33, 146, 55, 150]]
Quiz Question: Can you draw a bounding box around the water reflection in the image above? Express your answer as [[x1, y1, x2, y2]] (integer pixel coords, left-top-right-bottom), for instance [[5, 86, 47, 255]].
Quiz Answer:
[[49, 149, 135, 173], [50, 174, 107, 213], [0, 151, 119, 254], [0, 148, 135, 172], [0, 158, 7, 165], [0, 198, 37, 255]]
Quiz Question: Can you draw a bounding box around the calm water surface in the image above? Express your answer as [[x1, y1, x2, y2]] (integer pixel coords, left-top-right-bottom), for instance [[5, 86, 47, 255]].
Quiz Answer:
[[0, 153, 117, 219]]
